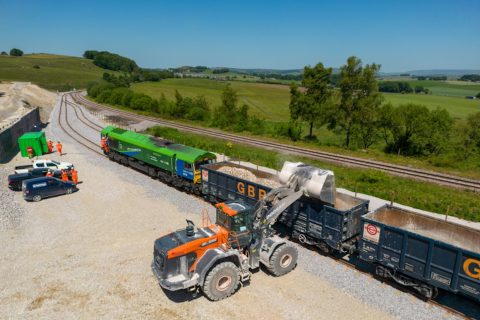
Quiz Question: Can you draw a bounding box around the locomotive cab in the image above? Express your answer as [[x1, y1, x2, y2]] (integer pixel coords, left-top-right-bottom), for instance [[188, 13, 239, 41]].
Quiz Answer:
[[193, 158, 215, 183], [215, 201, 253, 249]]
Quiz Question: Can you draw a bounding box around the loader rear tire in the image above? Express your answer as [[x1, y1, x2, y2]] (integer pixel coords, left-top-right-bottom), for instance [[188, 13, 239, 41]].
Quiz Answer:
[[266, 243, 298, 276], [202, 261, 240, 301]]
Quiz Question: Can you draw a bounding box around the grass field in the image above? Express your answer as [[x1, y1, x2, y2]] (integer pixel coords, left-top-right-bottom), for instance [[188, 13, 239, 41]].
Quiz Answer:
[[132, 78, 480, 121], [131, 78, 291, 121], [127, 77, 480, 179], [383, 93, 480, 119], [404, 79, 480, 97], [0, 54, 111, 90], [147, 126, 480, 222]]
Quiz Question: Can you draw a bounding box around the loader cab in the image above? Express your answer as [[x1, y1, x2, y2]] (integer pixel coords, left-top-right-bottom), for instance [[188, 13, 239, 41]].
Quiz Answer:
[[215, 201, 253, 248]]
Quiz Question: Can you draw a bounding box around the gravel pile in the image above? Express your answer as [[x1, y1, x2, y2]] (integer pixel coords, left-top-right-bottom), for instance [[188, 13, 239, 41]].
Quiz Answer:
[[0, 168, 25, 230], [217, 165, 281, 188]]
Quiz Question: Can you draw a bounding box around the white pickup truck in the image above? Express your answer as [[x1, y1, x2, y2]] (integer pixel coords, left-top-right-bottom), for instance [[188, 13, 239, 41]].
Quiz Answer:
[[14, 159, 74, 174]]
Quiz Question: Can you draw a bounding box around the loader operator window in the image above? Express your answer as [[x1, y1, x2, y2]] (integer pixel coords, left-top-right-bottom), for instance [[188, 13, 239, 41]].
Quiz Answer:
[[231, 215, 247, 232]]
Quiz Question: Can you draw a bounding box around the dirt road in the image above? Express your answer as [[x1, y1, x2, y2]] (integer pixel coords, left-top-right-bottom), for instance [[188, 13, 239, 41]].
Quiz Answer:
[[0, 147, 390, 320]]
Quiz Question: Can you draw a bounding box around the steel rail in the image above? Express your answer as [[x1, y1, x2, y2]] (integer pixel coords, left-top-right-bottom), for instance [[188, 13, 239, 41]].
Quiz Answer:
[[70, 92, 480, 191]]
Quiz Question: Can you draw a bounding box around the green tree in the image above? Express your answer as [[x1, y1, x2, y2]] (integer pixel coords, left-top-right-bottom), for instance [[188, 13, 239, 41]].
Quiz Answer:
[[353, 63, 383, 149], [83, 50, 99, 59], [467, 112, 480, 149], [476, 92, 480, 98], [121, 90, 134, 107], [381, 104, 452, 156], [212, 84, 238, 128], [274, 121, 303, 141], [451, 120, 476, 160], [174, 89, 183, 108], [1, 51, 8, 55], [9, 48, 23, 56], [333, 56, 382, 147], [107, 88, 130, 105], [186, 95, 210, 121], [234, 104, 250, 132], [289, 63, 333, 139], [378, 103, 395, 145], [130, 94, 153, 111], [248, 116, 266, 135], [157, 93, 170, 115], [96, 90, 113, 103], [426, 108, 453, 155]]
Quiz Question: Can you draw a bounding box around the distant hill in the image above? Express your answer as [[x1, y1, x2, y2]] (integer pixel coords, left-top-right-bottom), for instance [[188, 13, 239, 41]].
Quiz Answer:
[[407, 69, 480, 76], [220, 68, 303, 75], [0, 53, 115, 91]]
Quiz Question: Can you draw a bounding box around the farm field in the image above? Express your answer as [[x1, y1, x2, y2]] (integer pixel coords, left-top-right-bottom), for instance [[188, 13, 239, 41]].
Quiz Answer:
[[0, 54, 111, 90], [405, 79, 480, 97], [131, 78, 291, 121], [383, 93, 480, 119], [132, 78, 480, 121]]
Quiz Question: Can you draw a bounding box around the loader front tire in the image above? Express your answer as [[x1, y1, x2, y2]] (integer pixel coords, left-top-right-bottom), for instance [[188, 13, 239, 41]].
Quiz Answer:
[[202, 261, 240, 301], [266, 243, 298, 276]]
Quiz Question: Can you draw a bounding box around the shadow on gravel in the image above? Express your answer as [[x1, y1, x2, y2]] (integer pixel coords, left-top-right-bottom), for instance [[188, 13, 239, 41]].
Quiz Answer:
[[159, 286, 203, 303]]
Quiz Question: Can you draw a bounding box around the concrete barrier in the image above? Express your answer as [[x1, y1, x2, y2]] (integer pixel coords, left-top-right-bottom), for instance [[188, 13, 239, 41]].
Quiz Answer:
[[0, 107, 41, 163]]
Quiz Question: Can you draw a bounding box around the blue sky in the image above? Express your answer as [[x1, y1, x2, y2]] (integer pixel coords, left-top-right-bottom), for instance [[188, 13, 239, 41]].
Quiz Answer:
[[1, 0, 479, 72]]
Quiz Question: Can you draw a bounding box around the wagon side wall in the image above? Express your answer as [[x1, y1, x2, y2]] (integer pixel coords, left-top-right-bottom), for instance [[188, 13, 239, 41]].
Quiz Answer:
[[359, 218, 480, 302]]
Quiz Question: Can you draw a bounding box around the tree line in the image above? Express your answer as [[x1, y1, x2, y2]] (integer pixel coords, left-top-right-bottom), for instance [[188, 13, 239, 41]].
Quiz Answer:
[[88, 55, 480, 163], [460, 74, 480, 82], [252, 72, 303, 81], [87, 82, 268, 134], [83, 50, 138, 72], [414, 76, 447, 81], [289, 56, 480, 158], [0, 48, 24, 56], [378, 81, 429, 94], [84, 50, 174, 85]]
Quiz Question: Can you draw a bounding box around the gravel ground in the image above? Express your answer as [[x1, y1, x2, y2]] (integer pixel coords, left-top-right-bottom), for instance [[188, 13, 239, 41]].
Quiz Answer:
[[0, 96, 392, 319], [0, 94, 474, 319], [0, 167, 25, 231]]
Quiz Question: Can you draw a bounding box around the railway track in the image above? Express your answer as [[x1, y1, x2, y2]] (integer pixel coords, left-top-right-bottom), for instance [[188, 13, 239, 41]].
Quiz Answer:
[[69, 92, 480, 191], [61, 92, 476, 318], [58, 94, 103, 156], [64, 96, 102, 132]]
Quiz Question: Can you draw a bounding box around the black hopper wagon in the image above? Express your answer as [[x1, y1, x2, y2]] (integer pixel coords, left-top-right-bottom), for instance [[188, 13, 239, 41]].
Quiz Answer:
[[359, 205, 480, 301], [200, 161, 369, 254]]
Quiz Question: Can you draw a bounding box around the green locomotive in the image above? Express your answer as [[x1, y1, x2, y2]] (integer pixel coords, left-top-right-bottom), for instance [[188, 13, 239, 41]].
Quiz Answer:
[[100, 126, 216, 191]]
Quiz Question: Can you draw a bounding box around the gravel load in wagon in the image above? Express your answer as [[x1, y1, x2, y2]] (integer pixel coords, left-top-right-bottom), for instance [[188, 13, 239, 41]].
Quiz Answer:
[[216, 163, 282, 189], [334, 192, 364, 211], [368, 206, 480, 254], [215, 164, 363, 210]]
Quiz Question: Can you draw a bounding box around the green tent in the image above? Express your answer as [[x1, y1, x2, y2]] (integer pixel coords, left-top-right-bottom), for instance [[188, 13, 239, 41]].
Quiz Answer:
[[18, 132, 48, 158]]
